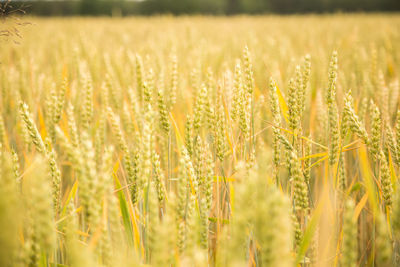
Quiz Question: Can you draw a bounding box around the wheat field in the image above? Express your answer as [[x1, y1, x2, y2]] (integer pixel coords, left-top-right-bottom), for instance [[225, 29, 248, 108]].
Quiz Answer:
[[1, 15, 400, 266]]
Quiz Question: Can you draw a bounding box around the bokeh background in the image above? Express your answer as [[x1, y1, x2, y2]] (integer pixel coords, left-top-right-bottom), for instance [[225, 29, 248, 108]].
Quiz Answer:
[[2, 0, 400, 16]]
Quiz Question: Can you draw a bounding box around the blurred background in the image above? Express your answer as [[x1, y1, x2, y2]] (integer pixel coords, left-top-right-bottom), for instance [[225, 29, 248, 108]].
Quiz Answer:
[[1, 0, 400, 16]]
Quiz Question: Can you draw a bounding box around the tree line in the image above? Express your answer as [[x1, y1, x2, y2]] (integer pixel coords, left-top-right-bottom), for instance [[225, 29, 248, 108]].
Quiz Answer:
[[6, 0, 400, 16]]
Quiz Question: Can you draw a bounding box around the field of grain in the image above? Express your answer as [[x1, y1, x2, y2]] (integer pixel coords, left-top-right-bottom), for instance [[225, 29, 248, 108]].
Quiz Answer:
[[1, 15, 400, 266]]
